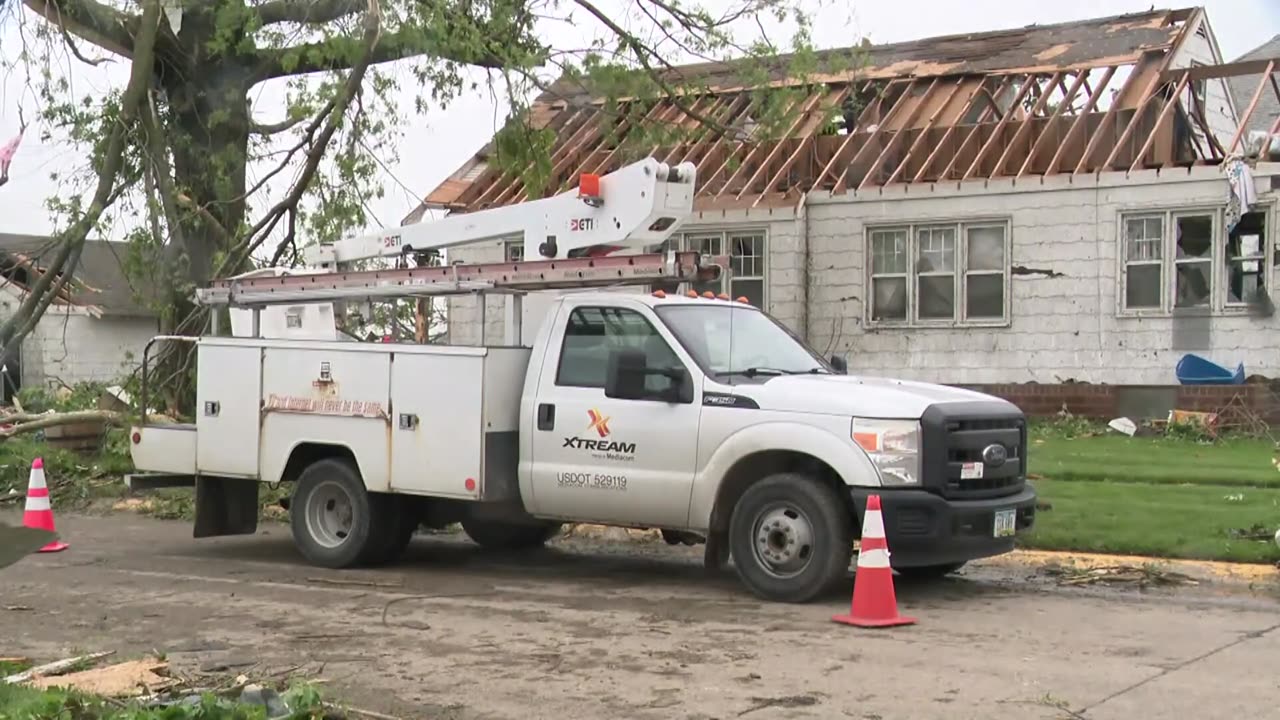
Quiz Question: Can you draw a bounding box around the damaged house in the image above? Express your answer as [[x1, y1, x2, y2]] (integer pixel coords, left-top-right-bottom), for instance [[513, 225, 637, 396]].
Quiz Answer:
[[0, 234, 160, 401], [407, 7, 1280, 417]]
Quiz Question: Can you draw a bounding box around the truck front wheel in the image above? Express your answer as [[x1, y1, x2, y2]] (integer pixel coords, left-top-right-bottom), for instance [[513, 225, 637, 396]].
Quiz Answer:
[[290, 458, 382, 568], [461, 518, 562, 550], [728, 473, 852, 603]]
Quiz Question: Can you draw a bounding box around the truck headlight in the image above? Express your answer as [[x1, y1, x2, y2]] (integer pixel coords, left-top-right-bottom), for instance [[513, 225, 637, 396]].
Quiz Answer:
[[851, 419, 921, 486]]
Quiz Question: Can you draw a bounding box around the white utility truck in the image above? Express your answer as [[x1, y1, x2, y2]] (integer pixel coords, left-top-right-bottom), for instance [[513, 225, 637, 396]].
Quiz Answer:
[[127, 158, 1037, 603]]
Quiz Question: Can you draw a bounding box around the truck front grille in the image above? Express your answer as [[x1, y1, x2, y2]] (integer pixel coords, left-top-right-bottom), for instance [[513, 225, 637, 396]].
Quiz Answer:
[[921, 403, 1027, 500]]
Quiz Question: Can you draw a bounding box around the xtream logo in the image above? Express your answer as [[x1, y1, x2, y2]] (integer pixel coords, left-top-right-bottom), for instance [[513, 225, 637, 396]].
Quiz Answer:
[[563, 409, 637, 457]]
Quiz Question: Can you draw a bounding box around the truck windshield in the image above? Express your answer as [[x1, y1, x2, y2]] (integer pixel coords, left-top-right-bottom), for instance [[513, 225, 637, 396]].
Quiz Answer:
[[655, 304, 831, 381]]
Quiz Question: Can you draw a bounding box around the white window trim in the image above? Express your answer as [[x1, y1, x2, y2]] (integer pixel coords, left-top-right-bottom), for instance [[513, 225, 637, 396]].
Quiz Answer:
[[1115, 202, 1274, 318], [864, 218, 1013, 329], [664, 228, 770, 308]]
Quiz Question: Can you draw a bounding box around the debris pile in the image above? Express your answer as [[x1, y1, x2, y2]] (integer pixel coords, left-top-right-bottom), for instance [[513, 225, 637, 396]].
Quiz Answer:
[[0, 650, 384, 719], [1042, 562, 1200, 589]]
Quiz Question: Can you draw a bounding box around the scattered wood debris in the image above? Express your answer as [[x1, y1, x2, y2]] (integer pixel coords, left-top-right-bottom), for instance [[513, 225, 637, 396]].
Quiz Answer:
[[31, 658, 177, 697], [1043, 563, 1199, 588], [3, 651, 116, 683]]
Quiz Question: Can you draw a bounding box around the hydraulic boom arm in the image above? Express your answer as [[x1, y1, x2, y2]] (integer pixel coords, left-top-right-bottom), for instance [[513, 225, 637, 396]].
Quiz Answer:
[[305, 159, 697, 270]]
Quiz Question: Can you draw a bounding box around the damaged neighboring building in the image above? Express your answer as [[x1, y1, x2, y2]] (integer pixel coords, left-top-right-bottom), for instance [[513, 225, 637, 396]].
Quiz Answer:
[[0, 234, 160, 401], [407, 7, 1280, 417]]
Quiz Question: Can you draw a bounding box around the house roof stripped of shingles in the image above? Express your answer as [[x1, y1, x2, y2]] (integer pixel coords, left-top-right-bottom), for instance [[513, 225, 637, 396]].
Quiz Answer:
[[0, 234, 157, 318], [409, 6, 1279, 221]]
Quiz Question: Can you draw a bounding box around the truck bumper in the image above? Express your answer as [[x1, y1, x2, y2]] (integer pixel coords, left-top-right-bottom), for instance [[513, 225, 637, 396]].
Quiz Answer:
[[849, 485, 1037, 568]]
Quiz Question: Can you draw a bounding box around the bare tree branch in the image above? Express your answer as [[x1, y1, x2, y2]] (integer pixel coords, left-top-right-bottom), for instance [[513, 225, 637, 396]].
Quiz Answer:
[[22, 0, 134, 58], [571, 0, 729, 137], [256, 12, 518, 79], [225, 0, 385, 274], [250, 112, 315, 135]]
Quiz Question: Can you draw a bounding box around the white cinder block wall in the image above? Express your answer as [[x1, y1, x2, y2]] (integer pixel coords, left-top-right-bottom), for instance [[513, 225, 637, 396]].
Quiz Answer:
[[26, 310, 158, 386], [807, 166, 1279, 385]]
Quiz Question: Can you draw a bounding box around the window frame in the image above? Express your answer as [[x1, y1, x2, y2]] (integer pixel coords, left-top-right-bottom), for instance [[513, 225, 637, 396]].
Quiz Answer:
[[864, 218, 1012, 328], [503, 239, 524, 263], [657, 228, 770, 308], [1116, 204, 1273, 317]]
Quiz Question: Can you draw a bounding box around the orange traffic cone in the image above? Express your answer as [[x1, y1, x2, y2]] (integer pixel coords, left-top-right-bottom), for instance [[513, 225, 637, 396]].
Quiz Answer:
[[22, 458, 68, 553], [833, 494, 914, 628]]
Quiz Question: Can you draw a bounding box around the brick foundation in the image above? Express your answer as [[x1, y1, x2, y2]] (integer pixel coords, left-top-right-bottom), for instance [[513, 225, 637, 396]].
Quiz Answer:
[[958, 382, 1280, 423]]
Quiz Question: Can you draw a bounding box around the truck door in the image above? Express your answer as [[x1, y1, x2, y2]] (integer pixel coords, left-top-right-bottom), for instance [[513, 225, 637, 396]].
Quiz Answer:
[[528, 302, 699, 527]]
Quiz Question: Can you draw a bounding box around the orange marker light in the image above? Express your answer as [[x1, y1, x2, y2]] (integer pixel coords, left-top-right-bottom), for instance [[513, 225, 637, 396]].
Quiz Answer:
[[579, 173, 601, 200], [702, 291, 715, 299], [736, 296, 751, 304], [717, 293, 729, 300], [853, 432, 880, 453], [652, 290, 667, 298], [686, 291, 699, 298]]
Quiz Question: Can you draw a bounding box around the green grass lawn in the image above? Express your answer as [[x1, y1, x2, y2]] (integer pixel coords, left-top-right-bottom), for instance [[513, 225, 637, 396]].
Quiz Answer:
[[1022, 478, 1280, 564], [1028, 431, 1279, 487]]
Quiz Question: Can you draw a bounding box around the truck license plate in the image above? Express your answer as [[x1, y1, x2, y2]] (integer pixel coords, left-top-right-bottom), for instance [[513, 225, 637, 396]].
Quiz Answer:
[[993, 509, 1017, 538]]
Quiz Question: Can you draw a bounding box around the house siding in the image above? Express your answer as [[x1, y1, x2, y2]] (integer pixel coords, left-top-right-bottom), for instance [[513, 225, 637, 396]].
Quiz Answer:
[[805, 166, 1280, 385], [0, 290, 158, 389]]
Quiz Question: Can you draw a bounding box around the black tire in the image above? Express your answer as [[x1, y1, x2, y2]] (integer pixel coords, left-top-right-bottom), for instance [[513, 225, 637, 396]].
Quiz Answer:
[[461, 518, 562, 550], [728, 473, 852, 603], [895, 562, 966, 580], [290, 458, 380, 569]]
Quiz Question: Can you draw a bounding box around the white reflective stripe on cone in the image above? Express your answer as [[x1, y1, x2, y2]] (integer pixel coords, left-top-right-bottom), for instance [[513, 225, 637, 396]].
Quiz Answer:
[[857, 547, 891, 569], [24, 495, 51, 512], [28, 469, 47, 490], [861, 509, 886, 539]]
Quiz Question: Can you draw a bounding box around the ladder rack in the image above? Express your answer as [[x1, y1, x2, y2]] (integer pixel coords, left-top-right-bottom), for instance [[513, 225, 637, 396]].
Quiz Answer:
[[196, 251, 724, 308]]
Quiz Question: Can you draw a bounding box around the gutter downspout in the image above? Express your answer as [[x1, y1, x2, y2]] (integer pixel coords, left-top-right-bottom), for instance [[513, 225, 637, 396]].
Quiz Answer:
[[797, 191, 811, 342]]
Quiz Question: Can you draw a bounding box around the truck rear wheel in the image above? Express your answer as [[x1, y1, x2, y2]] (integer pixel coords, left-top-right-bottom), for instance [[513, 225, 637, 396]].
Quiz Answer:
[[461, 518, 562, 550], [290, 458, 382, 568], [728, 473, 852, 603]]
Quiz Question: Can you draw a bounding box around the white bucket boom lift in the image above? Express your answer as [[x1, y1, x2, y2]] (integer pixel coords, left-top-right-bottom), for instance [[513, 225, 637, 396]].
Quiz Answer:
[[203, 159, 718, 344]]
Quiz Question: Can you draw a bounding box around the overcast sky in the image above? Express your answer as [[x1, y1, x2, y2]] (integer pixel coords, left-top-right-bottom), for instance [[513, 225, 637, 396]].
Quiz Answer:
[[0, 1, 1276, 239]]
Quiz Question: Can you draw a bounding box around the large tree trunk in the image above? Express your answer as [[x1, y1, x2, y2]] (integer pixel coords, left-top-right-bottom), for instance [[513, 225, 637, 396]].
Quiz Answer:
[[156, 59, 255, 414], [165, 63, 254, 288]]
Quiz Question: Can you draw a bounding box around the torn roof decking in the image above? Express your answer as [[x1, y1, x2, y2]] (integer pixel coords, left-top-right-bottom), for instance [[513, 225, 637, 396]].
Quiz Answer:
[[412, 7, 1276, 219], [0, 234, 157, 318]]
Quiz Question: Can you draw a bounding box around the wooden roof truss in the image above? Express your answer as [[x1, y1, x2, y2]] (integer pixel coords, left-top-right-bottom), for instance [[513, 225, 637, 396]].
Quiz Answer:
[[431, 56, 1280, 213]]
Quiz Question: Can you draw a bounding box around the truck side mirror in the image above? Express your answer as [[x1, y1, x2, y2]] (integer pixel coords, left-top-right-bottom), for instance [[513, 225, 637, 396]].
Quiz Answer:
[[605, 348, 649, 400], [829, 354, 848, 374], [605, 348, 692, 403]]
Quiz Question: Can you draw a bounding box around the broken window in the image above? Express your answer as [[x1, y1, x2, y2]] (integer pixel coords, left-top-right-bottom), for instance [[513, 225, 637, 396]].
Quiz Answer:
[[867, 220, 1010, 326], [1226, 212, 1266, 306], [1120, 208, 1270, 314], [1174, 213, 1213, 308]]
